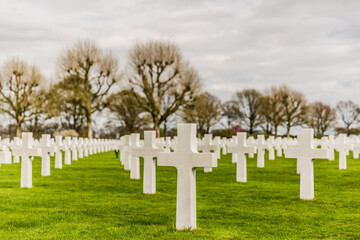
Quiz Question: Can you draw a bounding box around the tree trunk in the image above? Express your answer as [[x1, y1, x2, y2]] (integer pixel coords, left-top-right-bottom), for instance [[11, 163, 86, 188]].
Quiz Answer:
[[16, 123, 21, 138], [155, 124, 161, 138], [87, 118, 93, 138], [164, 121, 167, 137], [249, 121, 254, 134], [287, 125, 290, 138], [153, 116, 161, 137]]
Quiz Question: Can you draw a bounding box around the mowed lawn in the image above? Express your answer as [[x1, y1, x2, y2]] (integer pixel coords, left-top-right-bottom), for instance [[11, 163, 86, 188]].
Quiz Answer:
[[0, 150, 359, 239]]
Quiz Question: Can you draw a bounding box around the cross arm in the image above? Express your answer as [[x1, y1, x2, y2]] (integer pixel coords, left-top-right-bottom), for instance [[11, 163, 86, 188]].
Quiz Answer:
[[192, 152, 217, 168]]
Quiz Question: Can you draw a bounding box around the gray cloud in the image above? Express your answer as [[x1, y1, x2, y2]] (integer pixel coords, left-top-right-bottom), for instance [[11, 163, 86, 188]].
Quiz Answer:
[[0, 0, 359, 106]]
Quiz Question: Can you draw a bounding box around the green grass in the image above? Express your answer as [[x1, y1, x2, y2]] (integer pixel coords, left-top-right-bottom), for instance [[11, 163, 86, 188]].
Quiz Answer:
[[0, 150, 359, 239]]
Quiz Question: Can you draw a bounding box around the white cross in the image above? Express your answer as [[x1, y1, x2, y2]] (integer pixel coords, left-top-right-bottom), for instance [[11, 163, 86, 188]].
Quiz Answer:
[[353, 137, 360, 160], [132, 131, 165, 194], [12, 132, 42, 188], [121, 135, 132, 170], [71, 137, 78, 161], [64, 137, 72, 165], [39, 134, 57, 176], [334, 134, 351, 170], [197, 134, 219, 173], [78, 138, 84, 159], [130, 133, 141, 179], [0, 144, 12, 164], [157, 123, 217, 230], [227, 132, 256, 182], [254, 135, 270, 168], [267, 136, 275, 160], [284, 129, 329, 200], [11, 137, 21, 163], [220, 137, 227, 155], [247, 137, 256, 158], [54, 136, 65, 169], [83, 139, 89, 157], [327, 136, 335, 161], [229, 136, 238, 163], [275, 138, 283, 157]]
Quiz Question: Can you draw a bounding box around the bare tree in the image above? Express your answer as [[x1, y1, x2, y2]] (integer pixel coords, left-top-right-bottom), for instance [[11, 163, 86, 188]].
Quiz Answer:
[[128, 40, 201, 137], [180, 92, 222, 137], [231, 89, 263, 134], [58, 40, 121, 138], [0, 57, 43, 137], [259, 86, 285, 137], [25, 87, 53, 138], [279, 85, 308, 137], [221, 100, 238, 128], [335, 100, 360, 136], [307, 101, 336, 136], [47, 77, 86, 134], [106, 89, 150, 134]]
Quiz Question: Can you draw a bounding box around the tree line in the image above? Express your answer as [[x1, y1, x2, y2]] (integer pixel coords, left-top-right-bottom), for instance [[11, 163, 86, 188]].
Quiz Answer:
[[0, 39, 358, 138]]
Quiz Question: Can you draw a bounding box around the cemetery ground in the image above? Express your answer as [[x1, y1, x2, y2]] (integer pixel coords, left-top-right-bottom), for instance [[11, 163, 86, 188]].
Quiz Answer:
[[0, 151, 359, 239]]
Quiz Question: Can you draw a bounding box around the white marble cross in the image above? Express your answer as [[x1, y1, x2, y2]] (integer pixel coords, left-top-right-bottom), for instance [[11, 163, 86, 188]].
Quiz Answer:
[[198, 134, 219, 173], [254, 135, 270, 168], [220, 137, 227, 155], [227, 132, 256, 182], [130, 133, 141, 179], [11, 137, 21, 163], [71, 137, 78, 161], [64, 137, 72, 165], [0, 145, 12, 164], [328, 136, 335, 161], [83, 139, 89, 157], [334, 134, 350, 170], [88, 139, 93, 155], [157, 123, 217, 230], [247, 137, 256, 158], [78, 138, 84, 159], [275, 138, 283, 157], [229, 136, 238, 163], [132, 131, 165, 194], [284, 129, 329, 200], [121, 135, 132, 170], [39, 134, 57, 176], [12, 132, 42, 188], [54, 136, 63, 169], [267, 136, 275, 160]]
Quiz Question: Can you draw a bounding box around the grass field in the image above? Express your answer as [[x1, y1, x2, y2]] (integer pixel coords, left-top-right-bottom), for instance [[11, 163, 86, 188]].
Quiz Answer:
[[0, 150, 359, 239]]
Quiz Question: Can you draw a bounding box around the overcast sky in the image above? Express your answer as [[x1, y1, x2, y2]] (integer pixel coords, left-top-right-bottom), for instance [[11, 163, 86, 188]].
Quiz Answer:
[[0, 0, 359, 106]]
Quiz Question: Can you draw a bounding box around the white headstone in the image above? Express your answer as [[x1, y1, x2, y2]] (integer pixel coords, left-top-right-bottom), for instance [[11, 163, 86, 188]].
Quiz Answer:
[[71, 137, 78, 161], [284, 129, 329, 200], [55, 136, 63, 169], [157, 124, 217, 230], [254, 135, 270, 168], [39, 134, 57, 176], [227, 132, 256, 182], [12, 132, 42, 188], [132, 131, 165, 194], [12, 137, 21, 163], [130, 133, 140, 179], [0, 145, 12, 164], [197, 134, 219, 173], [122, 136, 132, 170], [334, 134, 350, 170], [267, 136, 275, 160], [64, 137, 72, 165]]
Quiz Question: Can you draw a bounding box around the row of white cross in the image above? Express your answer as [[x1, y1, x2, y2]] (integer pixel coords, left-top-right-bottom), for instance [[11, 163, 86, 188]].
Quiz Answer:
[[115, 124, 359, 230], [0, 133, 116, 188], [2, 127, 356, 231]]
